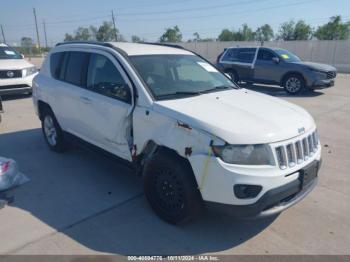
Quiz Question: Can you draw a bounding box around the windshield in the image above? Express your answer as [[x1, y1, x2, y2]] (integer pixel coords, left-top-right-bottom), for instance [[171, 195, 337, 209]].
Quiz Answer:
[[274, 49, 301, 63], [130, 55, 236, 100], [0, 46, 22, 59]]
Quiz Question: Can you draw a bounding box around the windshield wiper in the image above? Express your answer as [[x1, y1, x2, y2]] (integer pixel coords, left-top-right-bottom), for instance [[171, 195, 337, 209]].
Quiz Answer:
[[156, 86, 237, 100], [201, 85, 235, 94], [156, 91, 202, 99]]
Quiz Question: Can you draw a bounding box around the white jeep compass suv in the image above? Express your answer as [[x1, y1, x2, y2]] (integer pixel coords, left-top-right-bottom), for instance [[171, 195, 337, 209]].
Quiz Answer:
[[32, 41, 321, 224], [0, 43, 38, 95]]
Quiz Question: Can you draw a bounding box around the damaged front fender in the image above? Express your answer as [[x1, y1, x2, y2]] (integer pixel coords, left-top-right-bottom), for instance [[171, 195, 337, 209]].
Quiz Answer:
[[132, 107, 223, 191]]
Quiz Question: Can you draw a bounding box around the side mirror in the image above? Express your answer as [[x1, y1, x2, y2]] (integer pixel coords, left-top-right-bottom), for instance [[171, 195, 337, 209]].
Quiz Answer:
[[225, 73, 232, 80], [112, 84, 132, 103], [272, 57, 280, 64]]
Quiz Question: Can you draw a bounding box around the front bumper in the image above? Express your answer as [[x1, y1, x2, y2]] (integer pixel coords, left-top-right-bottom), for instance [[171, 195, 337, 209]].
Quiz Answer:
[[310, 78, 335, 89], [206, 160, 319, 218], [0, 73, 36, 95]]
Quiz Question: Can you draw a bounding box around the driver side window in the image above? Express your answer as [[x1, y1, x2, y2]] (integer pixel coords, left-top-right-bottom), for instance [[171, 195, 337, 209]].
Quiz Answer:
[[87, 54, 131, 103], [257, 49, 275, 61]]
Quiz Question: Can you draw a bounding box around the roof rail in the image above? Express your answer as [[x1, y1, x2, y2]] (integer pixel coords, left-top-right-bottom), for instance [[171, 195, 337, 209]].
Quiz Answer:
[[143, 42, 185, 50], [56, 41, 185, 50], [55, 41, 113, 48]]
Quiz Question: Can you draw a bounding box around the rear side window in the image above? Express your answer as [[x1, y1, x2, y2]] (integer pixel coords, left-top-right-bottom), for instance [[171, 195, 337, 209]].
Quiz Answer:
[[63, 52, 90, 87], [50, 52, 64, 79], [221, 48, 239, 62], [237, 48, 256, 63]]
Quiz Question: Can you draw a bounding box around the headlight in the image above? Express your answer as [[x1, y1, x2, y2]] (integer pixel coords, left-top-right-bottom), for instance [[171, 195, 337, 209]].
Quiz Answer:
[[22, 66, 38, 77], [212, 144, 275, 165], [309, 68, 327, 78]]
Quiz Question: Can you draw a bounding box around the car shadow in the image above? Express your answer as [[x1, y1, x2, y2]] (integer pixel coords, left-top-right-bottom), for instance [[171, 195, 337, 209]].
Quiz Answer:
[[0, 128, 277, 255], [239, 83, 325, 98]]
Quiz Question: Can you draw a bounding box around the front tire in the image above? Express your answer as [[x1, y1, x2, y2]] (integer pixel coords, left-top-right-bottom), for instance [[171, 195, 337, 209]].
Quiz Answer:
[[41, 108, 67, 152], [283, 74, 305, 95], [143, 149, 203, 224]]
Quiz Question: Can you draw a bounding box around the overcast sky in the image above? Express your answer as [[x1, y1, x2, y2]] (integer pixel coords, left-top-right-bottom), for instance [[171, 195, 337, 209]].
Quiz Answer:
[[1, 0, 350, 46]]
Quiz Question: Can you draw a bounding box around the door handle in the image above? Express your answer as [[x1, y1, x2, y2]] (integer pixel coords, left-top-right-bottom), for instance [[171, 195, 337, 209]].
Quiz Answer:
[[80, 96, 92, 104]]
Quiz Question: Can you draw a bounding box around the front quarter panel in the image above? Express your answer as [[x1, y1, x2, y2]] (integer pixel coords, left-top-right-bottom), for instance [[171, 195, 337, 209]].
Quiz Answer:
[[133, 106, 214, 158], [133, 105, 219, 188], [280, 63, 313, 87]]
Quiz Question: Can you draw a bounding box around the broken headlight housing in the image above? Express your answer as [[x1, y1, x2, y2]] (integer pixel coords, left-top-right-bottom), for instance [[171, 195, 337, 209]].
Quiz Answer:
[[212, 144, 275, 165]]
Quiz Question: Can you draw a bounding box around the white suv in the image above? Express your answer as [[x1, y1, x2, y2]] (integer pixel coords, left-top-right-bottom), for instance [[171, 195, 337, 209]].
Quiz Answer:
[[0, 43, 38, 95], [32, 42, 321, 224]]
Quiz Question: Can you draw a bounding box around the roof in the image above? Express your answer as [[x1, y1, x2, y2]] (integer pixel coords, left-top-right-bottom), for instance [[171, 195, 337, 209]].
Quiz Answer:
[[227, 46, 259, 49], [107, 42, 194, 56]]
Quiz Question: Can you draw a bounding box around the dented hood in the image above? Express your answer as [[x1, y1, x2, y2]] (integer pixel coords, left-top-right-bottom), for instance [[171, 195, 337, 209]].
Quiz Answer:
[[153, 89, 315, 144]]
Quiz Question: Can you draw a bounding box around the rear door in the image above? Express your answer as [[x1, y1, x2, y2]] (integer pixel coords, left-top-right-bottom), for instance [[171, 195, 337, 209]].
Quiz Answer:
[[236, 48, 256, 80], [76, 51, 133, 161], [254, 48, 282, 83], [49, 51, 90, 133], [219, 48, 255, 81]]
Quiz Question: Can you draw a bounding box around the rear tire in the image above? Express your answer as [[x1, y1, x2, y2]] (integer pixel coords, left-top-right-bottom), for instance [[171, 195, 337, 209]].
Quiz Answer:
[[41, 108, 68, 152], [283, 74, 305, 95], [143, 149, 203, 224], [226, 70, 239, 83]]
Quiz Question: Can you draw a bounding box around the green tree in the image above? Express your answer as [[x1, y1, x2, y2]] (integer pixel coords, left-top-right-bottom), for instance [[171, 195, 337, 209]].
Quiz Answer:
[[234, 23, 255, 41], [255, 24, 274, 41], [218, 24, 255, 41], [64, 33, 75, 42], [314, 16, 350, 40], [218, 29, 234, 41], [96, 21, 118, 41], [63, 21, 118, 42], [159, 26, 182, 42], [278, 20, 313, 40], [75, 27, 92, 40], [89, 25, 98, 40], [64, 27, 94, 41], [21, 37, 33, 49], [278, 20, 295, 40], [131, 35, 142, 43], [294, 20, 313, 40], [20, 37, 33, 55], [193, 32, 201, 42]]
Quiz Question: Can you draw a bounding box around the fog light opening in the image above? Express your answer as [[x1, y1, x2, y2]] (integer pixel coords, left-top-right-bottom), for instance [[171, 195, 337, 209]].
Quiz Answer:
[[234, 184, 262, 199]]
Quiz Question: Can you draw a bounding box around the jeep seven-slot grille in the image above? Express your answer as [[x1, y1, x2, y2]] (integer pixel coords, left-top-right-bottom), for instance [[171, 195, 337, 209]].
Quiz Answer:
[[275, 131, 319, 169]]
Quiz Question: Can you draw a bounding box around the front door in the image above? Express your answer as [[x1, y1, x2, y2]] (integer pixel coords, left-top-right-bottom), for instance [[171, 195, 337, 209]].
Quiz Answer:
[[76, 51, 133, 161], [254, 48, 282, 84]]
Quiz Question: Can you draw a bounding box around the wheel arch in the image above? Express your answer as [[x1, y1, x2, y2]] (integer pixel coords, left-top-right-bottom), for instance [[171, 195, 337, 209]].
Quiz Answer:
[[37, 100, 52, 121], [224, 68, 239, 82], [138, 140, 201, 190], [280, 71, 306, 87]]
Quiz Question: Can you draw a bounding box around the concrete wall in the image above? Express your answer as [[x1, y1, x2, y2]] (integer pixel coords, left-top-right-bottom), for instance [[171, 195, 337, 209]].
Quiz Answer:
[[176, 40, 350, 73]]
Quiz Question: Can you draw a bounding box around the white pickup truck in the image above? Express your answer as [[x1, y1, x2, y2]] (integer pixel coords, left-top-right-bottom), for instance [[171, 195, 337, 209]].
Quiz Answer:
[[32, 42, 321, 224]]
